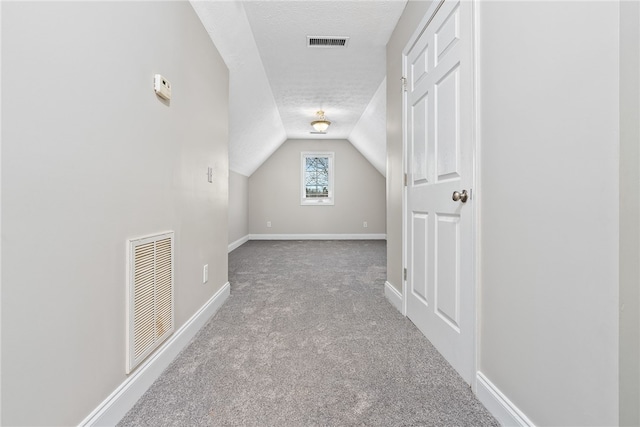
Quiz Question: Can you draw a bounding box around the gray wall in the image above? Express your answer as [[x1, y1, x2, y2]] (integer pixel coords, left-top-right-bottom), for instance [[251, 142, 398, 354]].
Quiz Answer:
[[385, 0, 433, 292], [620, 1, 640, 424], [249, 139, 385, 236], [2, 2, 229, 425], [477, 1, 619, 425], [229, 170, 249, 245]]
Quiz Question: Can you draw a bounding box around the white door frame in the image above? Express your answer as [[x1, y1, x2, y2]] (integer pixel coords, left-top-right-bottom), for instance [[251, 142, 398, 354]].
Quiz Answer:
[[401, 0, 480, 391]]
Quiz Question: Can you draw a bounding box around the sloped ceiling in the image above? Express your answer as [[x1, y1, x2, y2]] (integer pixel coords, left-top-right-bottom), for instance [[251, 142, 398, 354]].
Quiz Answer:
[[192, 1, 287, 176], [191, 1, 407, 177], [349, 78, 387, 175]]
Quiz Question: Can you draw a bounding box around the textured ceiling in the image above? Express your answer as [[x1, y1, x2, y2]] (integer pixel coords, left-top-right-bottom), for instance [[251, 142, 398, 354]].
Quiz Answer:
[[192, 1, 407, 177], [192, 1, 287, 176]]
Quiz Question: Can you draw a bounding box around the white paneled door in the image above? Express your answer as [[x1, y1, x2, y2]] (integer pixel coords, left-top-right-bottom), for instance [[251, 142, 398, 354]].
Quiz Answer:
[[403, 0, 475, 384]]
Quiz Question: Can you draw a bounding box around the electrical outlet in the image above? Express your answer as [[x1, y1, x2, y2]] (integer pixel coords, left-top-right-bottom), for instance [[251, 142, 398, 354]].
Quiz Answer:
[[267, 221, 272, 228], [363, 221, 368, 228], [203, 264, 209, 284]]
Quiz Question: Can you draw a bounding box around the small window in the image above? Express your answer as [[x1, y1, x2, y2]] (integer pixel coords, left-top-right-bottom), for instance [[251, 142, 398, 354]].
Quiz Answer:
[[301, 152, 334, 205]]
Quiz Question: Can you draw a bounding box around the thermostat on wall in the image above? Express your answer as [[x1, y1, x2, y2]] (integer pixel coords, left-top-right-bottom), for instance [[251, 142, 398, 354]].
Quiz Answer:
[[154, 74, 171, 100]]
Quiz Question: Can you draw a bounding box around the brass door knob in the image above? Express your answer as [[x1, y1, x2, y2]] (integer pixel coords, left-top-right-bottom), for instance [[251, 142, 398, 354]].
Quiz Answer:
[[452, 190, 468, 203]]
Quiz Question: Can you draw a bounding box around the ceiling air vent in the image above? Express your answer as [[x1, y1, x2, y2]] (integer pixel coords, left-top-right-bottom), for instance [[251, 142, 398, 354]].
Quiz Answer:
[[307, 36, 350, 48]]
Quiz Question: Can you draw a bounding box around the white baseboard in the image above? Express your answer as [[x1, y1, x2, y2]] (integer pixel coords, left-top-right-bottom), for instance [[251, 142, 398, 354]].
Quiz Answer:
[[476, 372, 534, 427], [228, 234, 250, 252], [384, 281, 403, 314], [79, 282, 231, 427], [249, 233, 387, 240]]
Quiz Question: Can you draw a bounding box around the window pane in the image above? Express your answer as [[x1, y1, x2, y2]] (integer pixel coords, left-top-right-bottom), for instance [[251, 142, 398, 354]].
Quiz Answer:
[[305, 156, 329, 198], [301, 152, 333, 205]]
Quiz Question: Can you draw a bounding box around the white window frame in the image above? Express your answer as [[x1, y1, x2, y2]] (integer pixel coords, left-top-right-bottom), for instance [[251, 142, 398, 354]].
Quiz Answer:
[[301, 151, 335, 206]]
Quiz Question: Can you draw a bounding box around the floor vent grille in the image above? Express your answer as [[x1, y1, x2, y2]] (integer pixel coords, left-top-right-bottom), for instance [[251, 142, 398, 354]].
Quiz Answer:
[[126, 231, 174, 373], [307, 36, 350, 48]]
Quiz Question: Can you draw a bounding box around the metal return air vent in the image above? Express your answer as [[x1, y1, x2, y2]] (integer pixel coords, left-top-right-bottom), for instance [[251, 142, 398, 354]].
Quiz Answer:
[[126, 231, 174, 373], [307, 36, 350, 48]]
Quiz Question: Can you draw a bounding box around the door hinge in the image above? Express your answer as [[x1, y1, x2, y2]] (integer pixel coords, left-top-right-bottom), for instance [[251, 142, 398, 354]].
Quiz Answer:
[[404, 173, 408, 186], [404, 268, 407, 281], [401, 76, 407, 92]]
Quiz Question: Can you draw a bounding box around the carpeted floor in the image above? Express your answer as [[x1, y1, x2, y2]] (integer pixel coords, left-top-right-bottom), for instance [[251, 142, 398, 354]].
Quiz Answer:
[[119, 240, 498, 426]]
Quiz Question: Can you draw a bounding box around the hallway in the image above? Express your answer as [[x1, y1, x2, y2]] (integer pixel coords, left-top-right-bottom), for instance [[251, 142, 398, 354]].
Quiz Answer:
[[119, 241, 496, 426]]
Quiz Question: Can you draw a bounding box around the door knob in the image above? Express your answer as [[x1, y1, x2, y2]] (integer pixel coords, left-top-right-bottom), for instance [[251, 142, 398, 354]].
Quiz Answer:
[[452, 190, 468, 203]]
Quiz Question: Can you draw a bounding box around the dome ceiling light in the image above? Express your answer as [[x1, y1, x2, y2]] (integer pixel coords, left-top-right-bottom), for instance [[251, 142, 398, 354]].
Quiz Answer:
[[310, 110, 331, 133]]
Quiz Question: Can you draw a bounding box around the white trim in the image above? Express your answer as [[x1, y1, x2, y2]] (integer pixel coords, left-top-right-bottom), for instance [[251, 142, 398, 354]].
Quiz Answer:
[[0, 1, 3, 420], [384, 281, 404, 314], [476, 372, 535, 427], [401, 31, 408, 319], [249, 233, 386, 240], [228, 234, 250, 253], [472, 0, 482, 395], [79, 282, 231, 427]]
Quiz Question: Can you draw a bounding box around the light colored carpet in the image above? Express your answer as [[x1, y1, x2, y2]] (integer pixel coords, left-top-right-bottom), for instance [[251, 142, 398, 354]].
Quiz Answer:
[[119, 240, 498, 426]]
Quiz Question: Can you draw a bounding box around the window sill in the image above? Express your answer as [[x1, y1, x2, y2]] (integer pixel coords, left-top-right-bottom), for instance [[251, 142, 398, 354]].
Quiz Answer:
[[301, 198, 334, 206]]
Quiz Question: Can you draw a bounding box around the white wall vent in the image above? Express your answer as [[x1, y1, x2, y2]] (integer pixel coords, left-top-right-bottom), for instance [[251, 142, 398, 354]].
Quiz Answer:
[[126, 231, 174, 374], [307, 36, 350, 48]]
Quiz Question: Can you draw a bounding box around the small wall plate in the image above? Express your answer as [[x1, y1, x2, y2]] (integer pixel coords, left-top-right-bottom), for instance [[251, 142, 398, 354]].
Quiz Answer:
[[154, 74, 171, 100]]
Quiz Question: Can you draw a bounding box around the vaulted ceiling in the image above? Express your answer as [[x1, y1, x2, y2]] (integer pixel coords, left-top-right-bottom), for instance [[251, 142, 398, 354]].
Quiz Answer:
[[191, 1, 408, 177]]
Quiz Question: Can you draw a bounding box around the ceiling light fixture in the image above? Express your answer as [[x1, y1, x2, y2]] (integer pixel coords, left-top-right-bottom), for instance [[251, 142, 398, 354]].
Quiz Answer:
[[311, 110, 331, 133]]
